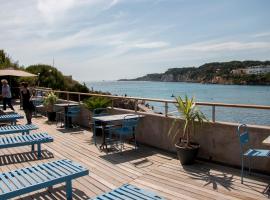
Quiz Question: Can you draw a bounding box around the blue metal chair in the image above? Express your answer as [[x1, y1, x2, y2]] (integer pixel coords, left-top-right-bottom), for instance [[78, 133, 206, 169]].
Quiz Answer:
[[92, 108, 112, 145], [33, 98, 44, 117], [109, 114, 139, 151], [66, 106, 81, 127], [237, 124, 270, 184]]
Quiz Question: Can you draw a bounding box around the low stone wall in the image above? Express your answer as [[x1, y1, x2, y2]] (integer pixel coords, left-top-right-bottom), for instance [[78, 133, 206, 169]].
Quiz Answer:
[[108, 108, 270, 174]]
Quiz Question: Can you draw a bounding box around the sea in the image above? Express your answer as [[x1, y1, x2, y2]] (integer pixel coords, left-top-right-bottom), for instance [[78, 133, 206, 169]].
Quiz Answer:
[[86, 81, 270, 126]]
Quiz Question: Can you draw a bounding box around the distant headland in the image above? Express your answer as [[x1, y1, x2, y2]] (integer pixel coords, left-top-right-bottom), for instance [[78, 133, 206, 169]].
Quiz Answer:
[[119, 61, 270, 85]]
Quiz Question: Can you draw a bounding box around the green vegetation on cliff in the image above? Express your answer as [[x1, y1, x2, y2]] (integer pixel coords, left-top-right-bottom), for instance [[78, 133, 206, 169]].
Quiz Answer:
[[122, 61, 270, 85], [26, 64, 89, 92]]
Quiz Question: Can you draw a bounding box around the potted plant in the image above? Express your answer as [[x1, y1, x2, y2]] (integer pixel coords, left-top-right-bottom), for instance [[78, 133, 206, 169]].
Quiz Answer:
[[84, 96, 111, 135], [174, 95, 207, 165], [43, 92, 58, 121]]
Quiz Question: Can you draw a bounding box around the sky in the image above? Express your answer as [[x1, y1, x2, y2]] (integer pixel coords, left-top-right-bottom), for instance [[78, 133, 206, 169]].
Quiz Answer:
[[1, 0, 270, 81]]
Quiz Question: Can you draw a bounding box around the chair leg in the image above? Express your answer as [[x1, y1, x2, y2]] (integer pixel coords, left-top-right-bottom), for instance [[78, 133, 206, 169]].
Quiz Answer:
[[31, 144, 35, 152], [37, 143, 41, 159], [66, 180, 72, 200], [93, 125, 96, 145], [248, 156, 251, 175], [134, 133, 137, 150], [121, 135, 124, 152], [61, 114, 64, 127], [241, 155, 244, 184]]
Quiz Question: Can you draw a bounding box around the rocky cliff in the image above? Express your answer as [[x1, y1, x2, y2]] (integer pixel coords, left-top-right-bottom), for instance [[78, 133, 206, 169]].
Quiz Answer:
[[119, 61, 270, 85]]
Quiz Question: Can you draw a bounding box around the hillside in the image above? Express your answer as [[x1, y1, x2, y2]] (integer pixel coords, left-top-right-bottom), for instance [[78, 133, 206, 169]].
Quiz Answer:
[[120, 61, 270, 85]]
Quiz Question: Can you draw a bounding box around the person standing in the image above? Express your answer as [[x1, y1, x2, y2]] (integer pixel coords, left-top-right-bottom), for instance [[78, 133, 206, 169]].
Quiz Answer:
[[1, 79, 15, 111], [21, 82, 33, 124]]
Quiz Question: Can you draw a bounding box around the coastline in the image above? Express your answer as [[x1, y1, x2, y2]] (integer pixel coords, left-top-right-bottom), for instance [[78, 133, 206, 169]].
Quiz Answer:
[[117, 79, 270, 86]]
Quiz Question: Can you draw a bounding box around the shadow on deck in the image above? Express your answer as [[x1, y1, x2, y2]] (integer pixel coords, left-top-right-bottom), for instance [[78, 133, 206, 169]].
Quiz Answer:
[[0, 150, 54, 166]]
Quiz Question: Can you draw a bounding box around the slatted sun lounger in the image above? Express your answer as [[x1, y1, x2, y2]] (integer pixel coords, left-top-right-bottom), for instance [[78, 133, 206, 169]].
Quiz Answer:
[[0, 113, 24, 125], [0, 132, 53, 158], [0, 124, 38, 135], [91, 184, 164, 200], [0, 159, 89, 200]]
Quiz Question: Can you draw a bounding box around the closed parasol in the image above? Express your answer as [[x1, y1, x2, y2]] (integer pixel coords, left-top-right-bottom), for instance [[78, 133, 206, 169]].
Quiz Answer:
[[0, 69, 37, 77]]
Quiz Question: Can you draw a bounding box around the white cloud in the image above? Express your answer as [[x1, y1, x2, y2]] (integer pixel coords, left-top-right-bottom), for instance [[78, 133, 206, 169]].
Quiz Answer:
[[252, 31, 270, 38], [109, 0, 120, 7], [37, 0, 75, 23], [104, 0, 120, 10], [182, 41, 270, 52], [134, 41, 169, 49]]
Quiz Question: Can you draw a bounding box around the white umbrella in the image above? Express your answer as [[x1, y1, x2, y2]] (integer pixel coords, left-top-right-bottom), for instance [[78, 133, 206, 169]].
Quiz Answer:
[[0, 69, 37, 77]]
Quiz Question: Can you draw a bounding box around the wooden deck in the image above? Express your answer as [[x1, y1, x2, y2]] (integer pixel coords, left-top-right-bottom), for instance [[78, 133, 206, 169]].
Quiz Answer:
[[0, 109, 269, 200]]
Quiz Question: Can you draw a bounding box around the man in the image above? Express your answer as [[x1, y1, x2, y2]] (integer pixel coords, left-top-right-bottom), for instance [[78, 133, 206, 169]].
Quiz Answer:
[[1, 79, 15, 111]]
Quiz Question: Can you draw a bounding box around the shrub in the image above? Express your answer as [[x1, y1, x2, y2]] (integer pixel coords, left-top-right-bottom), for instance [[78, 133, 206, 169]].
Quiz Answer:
[[83, 96, 111, 111]]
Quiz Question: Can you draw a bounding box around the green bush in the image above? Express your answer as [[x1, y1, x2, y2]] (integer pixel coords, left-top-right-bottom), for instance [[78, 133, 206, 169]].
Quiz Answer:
[[83, 97, 111, 111]]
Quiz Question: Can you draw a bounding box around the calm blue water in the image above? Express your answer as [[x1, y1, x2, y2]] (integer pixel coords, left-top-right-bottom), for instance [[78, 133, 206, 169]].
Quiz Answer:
[[86, 81, 270, 126]]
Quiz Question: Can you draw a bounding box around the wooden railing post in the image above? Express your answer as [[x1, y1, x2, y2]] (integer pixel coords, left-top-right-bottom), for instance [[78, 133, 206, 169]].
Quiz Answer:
[[111, 99, 114, 109], [165, 102, 168, 117], [135, 100, 138, 112], [212, 105, 216, 122], [78, 94, 81, 104], [67, 92, 69, 102]]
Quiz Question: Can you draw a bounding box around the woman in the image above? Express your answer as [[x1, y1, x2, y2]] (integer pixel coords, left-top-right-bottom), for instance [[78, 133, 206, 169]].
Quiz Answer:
[[1, 79, 15, 111], [21, 82, 34, 124]]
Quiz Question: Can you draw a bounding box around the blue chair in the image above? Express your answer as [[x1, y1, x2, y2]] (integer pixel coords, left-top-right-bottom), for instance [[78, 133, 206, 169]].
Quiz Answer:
[[109, 114, 139, 151], [92, 108, 112, 145], [237, 124, 270, 184], [33, 98, 44, 117], [66, 106, 81, 127], [57, 106, 81, 128]]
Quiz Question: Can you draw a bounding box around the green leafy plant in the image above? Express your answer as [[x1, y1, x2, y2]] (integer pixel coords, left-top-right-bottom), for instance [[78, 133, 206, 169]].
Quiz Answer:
[[175, 95, 207, 147], [43, 92, 58, 111], [83, 96, 111, 111]]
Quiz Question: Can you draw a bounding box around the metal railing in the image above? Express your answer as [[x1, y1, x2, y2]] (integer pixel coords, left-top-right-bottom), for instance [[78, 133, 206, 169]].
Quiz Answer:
[[35, 88, 270, 123]]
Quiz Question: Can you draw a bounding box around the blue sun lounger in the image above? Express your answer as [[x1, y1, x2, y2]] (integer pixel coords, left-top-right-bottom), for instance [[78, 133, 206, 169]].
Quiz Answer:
[[0, 113, 24, 125], [91, 184, 164, 200], [0, 132, 53, 158], [0, 124, 38, 135], [0, 159, 89, 200]]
